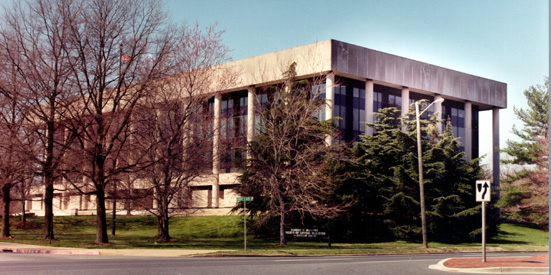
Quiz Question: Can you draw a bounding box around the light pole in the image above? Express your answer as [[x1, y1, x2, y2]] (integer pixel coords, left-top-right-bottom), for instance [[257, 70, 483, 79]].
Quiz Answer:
[[415, 97, 444, 249]]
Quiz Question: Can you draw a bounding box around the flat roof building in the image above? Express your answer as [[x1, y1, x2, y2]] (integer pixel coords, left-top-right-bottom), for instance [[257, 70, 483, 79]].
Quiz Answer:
[[211, 39, 506, 205], [215, 40, 507, 192], [27, 40, 507, 216]]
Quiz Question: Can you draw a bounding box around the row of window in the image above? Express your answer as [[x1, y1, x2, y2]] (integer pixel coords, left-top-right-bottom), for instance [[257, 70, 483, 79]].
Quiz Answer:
[[201, 77, 480, 172]]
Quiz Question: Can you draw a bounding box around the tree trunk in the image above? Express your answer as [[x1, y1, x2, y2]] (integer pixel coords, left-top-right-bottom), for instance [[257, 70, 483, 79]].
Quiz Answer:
[[278, 193, 287, 246], [93, 115, 109, 244], [21, 199, 25, 223], [95, 188, 109, 243], [20, 182, 26, 223], [157, 212, 170, 242], [126, 197, 132, 215], [43, 121, 55, 240], [43, 180, 54, 240], [279, 210, 286, 246], [1, 185, 11, 238], [156, 191, 171, 242]]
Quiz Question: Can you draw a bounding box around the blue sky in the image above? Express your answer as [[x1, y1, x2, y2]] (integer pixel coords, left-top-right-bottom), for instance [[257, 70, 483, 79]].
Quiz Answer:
[[166, 0, 548, 165]]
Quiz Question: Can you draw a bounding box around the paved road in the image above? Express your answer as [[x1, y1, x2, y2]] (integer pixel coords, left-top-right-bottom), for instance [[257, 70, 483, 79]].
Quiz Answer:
[[0, 251, 544, 275]]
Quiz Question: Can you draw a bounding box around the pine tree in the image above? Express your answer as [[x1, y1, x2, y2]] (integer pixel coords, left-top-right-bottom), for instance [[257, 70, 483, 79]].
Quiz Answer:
[[423, 122, 486, 242], [351, 107, 422, 241], [349, 107, 411, 241], [501, 78, 548, 165], [498, 78, 549, 229], [351, 103, 491, 242]]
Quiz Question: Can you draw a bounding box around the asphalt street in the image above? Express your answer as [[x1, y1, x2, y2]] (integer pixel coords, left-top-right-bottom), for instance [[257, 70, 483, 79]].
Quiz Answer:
[[0, 251, 544, 275]]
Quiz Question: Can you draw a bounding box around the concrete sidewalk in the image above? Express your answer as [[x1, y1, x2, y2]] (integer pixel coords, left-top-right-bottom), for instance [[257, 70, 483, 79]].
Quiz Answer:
[[0, 242, 227, 257], [429, 253, 549, 274]]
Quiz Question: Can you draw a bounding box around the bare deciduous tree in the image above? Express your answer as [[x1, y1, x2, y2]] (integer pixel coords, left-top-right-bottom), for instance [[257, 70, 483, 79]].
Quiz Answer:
[[132, 24, 235, 242], [0, 0, 77, 240], [2, 0, 235, 244], [58, 0, 183, 244], [0, 51, 38, 238], [237, 63, 344, 245], [12, 176, 39, 223], [0, 79, 22, 239]]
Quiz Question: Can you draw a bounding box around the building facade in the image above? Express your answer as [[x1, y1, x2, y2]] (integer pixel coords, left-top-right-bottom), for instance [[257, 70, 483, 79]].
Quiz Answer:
[[27, 40, 507, 216]]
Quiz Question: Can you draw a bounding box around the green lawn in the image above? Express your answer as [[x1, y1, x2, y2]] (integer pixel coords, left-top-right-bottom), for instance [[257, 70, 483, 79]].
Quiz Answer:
[[488, 222, 549, 250], [1, 215, 548, 255]]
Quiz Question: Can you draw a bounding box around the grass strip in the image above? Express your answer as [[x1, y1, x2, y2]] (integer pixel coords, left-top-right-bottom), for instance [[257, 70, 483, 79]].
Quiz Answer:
[[1, 215, 547, 255]]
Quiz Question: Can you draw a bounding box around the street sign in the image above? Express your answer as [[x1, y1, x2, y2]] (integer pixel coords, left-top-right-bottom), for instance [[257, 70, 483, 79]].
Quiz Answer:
[[475, 180, 491, 202], [237, 196, 253, 250], [237, 197, 253, 202], [476, 179, 491, 262]]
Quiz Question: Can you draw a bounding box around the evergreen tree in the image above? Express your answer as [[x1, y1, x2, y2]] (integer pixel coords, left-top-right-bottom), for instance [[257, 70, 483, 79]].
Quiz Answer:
[[330, 108, 406, 242], [348, 107, 422, 241], [501, 78, 548, 164], [498, 78, 549, 229], [350, 103, 492, 243], [423, 122, 486, 242]]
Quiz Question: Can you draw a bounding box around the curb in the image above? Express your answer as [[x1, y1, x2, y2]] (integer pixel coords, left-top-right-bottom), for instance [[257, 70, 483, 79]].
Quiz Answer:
[[428, 258, 550, 274], [2, 248, 100, 256]]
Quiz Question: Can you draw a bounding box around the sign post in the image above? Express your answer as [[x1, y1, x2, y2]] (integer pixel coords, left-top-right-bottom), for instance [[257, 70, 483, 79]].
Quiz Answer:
[[237, 197, 253, 250], [476, 180, 491, 262]]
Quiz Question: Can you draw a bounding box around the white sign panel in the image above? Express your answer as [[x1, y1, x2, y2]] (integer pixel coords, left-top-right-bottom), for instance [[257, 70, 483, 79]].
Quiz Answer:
[[476, 180, 491, 202]]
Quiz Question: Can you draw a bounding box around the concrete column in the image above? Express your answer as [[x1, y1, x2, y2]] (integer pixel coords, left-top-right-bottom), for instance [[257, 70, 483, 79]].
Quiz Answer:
[[492, 108, 500, 197], [464, 102, 472, 161], [78, 195, 82, 211], [247, 87, 255, 162], [212, 94, 221, 208], [247, 86, 255, 143], [435, 95, 444, 132], [62, 127, 70, 186], [152, 188, 158, 209], [325, 73, 334, 145], [365, 80, 374, 136], [182, 103, 191, 162], [82, 138, 90, 185], [401, 87, 410, 132]]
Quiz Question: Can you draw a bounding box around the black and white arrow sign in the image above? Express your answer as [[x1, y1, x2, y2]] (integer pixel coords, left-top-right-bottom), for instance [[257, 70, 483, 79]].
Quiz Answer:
[[476, 180, 491, 202]]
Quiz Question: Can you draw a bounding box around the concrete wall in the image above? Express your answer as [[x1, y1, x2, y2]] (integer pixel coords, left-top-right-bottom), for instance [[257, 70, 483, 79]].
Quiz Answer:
[[204, 39, 507, 111], [25, 174, 241, 217], [331, 40, 507, 110], [215, 39, 506, 110], [214, 40, 332, 91]]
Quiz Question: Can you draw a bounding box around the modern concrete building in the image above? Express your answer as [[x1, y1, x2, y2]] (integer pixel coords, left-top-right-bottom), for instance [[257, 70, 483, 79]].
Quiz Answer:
[[26, 39, 506, 216]]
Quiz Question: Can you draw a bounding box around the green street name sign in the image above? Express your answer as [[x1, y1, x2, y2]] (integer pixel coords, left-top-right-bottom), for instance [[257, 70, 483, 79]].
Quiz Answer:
[[237, 197, 253, 202]]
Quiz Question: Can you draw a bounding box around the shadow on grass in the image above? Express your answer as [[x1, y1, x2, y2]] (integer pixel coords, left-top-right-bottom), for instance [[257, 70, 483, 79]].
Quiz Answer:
[[488, 238, 528, 245], [486, 228, 525, 245], [488, 223, 548, 246], [3, 216, 547, 252]]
